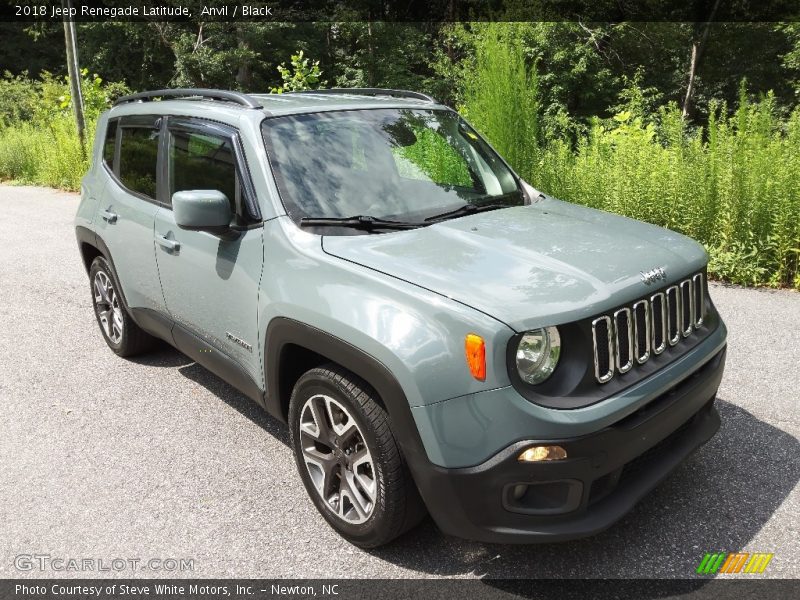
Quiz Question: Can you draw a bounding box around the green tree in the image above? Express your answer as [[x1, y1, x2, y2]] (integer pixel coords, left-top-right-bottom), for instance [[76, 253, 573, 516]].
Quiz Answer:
[[270, 50, 325, 92], [779, 23, 800, 99]]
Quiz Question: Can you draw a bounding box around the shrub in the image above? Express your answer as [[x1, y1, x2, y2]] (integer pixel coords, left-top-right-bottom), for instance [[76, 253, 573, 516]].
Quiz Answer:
[[459, 24, 541, 179], [0, 118, 91, 190], [0, 70, 126, 190], [530, 97, 800, 289]]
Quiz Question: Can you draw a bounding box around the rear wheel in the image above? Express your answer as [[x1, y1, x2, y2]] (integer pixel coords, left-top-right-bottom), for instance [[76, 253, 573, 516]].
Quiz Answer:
[[89, 256, 154, 357], [288, 365, 425, 547]]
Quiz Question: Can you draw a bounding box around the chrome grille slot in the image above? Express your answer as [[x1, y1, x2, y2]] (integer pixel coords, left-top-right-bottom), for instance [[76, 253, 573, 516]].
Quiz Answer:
[[591, 316, 614, 383], [693, 273, 704, 326], [590, 272, 705, 383], [614, 308, 633, 373], [666, 286, 681, 346], [680, 280, 693, 337], [651, 292, 667, 355], [632, 300, 650, 364]]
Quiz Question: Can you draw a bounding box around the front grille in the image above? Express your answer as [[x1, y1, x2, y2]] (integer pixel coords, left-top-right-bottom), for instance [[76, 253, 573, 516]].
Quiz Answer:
[[680, 280, 693, 336], [591, 316, 614, 383], [666, 286, 680, 345], [591, 273, 706, 383], [632, 300, 650, 364], [651, 292, 666, 354], [613, 308, 633, 373], [693, 273, 704, 326]]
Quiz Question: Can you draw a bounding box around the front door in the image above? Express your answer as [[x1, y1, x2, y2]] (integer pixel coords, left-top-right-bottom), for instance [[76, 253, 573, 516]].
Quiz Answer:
[[153, 118, 264, 390]]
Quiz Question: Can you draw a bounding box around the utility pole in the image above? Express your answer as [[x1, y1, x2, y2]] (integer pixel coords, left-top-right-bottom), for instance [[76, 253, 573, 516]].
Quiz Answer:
[[681, 0, 722, 121], [62, 0, 86, 157]]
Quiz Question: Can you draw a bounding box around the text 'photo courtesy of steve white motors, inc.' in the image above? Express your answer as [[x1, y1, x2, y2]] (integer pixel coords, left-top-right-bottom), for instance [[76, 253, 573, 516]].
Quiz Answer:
[[14, 583, 340, 597], [16, 4, 276, 19]]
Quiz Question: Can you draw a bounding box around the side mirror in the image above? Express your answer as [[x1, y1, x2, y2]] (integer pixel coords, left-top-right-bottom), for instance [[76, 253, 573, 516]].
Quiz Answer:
[[172, 190, 232, 230]]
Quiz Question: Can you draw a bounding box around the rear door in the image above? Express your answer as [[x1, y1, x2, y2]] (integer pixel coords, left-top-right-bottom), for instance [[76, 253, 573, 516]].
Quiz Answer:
[[153, 117, 264, 390], [95, 114, 167, 314]]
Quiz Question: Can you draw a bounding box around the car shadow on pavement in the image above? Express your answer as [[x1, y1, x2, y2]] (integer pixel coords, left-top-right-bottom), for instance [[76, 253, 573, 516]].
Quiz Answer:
[[130, 346, 290, 447], [127, 342, 194, 368], [369, 398, 799, 586], [179, 362, 291, 447]]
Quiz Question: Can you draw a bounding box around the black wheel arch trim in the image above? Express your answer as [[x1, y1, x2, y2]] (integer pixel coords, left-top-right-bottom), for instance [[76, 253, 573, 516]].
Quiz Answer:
[[76, 226, 133, 313], [264, 317, 436, 493], [75, 225, 99, 272]]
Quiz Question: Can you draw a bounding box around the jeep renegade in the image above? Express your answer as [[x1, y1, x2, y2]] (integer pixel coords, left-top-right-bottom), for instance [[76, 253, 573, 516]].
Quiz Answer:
[[75, 88, 727, 547]]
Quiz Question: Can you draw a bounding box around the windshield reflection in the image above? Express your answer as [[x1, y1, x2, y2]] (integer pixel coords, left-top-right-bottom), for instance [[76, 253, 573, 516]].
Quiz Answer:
[[261, 108, 522, 227]]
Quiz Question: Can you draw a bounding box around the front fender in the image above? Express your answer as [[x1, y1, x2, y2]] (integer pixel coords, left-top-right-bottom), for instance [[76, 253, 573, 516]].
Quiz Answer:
[[257, 217, 515, 411]]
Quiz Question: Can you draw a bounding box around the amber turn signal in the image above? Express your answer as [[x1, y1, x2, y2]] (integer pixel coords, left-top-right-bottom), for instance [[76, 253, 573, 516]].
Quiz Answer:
[[518, 445, 567, 462], [464, 333, 486, 381]]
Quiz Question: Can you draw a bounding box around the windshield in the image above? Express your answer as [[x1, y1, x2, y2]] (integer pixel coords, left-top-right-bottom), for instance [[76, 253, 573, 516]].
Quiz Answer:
[[261, 108, 522, 228]]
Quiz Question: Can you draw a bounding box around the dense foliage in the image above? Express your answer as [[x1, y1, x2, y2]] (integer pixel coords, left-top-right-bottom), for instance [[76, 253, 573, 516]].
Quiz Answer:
[[0, 70, 129, 189], [0, 20, 799, 288]]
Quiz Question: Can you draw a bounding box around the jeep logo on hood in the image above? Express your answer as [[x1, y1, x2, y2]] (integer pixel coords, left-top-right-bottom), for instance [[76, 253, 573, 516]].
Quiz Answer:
[[640, 267, 667, 285]]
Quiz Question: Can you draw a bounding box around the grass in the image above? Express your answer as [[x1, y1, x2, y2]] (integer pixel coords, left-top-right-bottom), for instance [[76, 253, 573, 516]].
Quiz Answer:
[[459, 25, 541, 180], [0, 116, 91, 190]]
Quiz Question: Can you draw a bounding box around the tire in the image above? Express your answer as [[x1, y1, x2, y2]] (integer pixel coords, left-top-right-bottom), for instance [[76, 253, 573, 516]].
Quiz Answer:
[[288, 364, 426, 548], [88, 256, 155, 357]]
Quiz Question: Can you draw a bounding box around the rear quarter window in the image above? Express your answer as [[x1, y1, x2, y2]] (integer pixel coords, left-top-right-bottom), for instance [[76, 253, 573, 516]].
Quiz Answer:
[[102, 119, 117, 168]]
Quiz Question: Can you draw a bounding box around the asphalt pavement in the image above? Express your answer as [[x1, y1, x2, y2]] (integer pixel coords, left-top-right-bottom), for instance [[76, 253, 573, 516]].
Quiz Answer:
[[0, 185, 798, 579]]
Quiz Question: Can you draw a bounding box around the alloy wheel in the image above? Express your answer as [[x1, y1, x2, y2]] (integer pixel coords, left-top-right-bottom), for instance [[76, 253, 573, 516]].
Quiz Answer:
[[93, 270, 124, 344], [298, 394, 377, 524]]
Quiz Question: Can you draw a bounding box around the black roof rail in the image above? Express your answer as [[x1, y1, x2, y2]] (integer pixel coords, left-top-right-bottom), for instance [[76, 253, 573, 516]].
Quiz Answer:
[[288, 88, 437, 103], [113, 88, 262, 109]]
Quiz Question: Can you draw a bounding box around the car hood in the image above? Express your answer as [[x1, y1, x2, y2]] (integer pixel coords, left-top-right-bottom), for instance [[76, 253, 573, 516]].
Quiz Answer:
[[321, 198, 708, 332]]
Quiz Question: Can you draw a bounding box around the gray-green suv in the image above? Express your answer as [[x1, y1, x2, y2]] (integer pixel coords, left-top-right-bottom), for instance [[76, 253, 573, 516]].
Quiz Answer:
[[75, 88, 727, 547]]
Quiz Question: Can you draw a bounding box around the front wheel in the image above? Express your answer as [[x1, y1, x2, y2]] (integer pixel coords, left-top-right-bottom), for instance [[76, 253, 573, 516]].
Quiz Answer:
[[288, 365, 425, 547]]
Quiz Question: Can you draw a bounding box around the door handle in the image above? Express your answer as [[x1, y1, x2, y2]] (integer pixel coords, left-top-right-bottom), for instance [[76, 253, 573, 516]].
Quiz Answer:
[[100, 209, 118, 223], [156, 234, 180, 252]]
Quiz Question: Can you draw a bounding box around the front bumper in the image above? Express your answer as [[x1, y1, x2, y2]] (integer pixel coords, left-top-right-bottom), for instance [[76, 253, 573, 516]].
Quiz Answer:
[[412, 346, 725, 543]]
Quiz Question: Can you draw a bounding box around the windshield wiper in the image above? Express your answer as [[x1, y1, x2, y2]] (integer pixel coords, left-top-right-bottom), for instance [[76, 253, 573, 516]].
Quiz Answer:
[[299, 215, 428, 231], [424, 190, 523, 223], [424, 202, 509, 223]]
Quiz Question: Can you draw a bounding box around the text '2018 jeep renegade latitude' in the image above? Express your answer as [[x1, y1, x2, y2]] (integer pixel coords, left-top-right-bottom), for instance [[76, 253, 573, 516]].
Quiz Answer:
[[75, 88, 727, 547]]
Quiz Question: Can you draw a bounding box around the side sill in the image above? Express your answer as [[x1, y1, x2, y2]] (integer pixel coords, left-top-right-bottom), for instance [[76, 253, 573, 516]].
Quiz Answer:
[[128, 307, 174, 345], [172, 321, 266, 409]]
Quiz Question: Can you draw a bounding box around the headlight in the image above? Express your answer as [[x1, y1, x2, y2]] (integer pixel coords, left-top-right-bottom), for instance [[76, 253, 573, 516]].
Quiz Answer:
[[516, 327, 561, 384]]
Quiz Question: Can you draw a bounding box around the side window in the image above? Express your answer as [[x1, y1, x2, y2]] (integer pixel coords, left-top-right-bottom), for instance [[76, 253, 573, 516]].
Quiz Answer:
[[118, 125, 159, 199], [103, 119, 117, 169], [168, 128, 238, 213]]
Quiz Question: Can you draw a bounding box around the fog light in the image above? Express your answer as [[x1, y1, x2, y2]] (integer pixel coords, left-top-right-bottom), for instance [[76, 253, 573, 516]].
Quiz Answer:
[[518, 445, 567, 462]]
